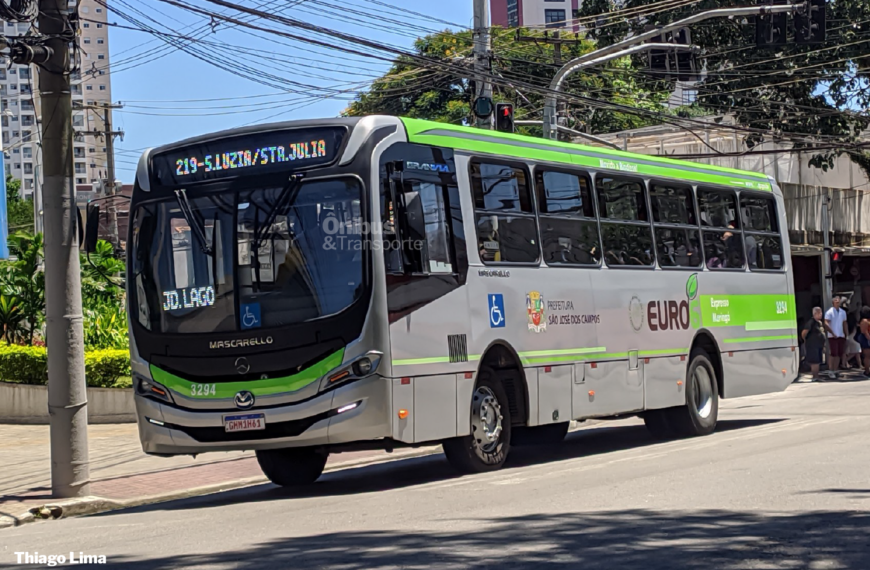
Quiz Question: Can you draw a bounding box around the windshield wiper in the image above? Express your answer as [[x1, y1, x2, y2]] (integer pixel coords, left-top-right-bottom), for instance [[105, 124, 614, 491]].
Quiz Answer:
[[253, 173, 305, 255], [174, 188, 213, 256]]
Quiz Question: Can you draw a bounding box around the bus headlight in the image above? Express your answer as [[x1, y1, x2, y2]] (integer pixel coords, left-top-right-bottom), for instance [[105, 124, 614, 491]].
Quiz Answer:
[[320, 351, 382, 393], [136, 376, 174, 404]]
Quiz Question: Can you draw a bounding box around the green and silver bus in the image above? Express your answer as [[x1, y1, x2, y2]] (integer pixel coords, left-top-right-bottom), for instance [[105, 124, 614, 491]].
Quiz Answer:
[[92, 116, 797, 485]]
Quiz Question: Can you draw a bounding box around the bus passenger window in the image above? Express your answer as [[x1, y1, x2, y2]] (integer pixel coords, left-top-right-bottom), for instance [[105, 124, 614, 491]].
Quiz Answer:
[[650, 184, 701, 268], [536, 169, 600, 266], [596, 176, 653, 267], [699, 189, 745, 270], [740, 195, 783, 270], [471, 161, 539, 264]]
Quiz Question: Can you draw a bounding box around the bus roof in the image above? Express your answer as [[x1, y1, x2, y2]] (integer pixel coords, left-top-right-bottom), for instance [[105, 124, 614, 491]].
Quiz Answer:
[[400, 117, 773, 193]]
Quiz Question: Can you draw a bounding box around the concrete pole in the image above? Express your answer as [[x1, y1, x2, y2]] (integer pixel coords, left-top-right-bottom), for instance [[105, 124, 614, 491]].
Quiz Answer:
[[39, 0, 91, 498], [473, 0, 492, 129], [102, 104, 119, 251]]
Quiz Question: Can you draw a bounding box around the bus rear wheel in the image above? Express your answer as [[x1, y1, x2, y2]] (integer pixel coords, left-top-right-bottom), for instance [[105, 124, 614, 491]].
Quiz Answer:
[[443, 368, 512, 474], [647, 351, 719, 439], [256, 447, 328, 487]]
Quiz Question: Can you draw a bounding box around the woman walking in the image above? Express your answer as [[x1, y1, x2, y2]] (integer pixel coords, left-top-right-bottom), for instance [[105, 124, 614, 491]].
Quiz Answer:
[[854, 306, 870, 375]]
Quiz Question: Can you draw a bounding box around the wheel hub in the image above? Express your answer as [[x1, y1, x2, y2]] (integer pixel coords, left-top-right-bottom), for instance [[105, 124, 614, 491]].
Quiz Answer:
[[693, 366, 714, 419], [471, 386, 503, 453]]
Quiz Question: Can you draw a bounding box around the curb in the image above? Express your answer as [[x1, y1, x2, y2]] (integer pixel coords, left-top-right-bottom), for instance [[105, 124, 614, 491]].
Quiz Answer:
[[0, 446, 442, 530]]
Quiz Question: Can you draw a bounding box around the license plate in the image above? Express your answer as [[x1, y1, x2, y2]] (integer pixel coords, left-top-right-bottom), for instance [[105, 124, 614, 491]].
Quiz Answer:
[[223, 413, 266, 433]]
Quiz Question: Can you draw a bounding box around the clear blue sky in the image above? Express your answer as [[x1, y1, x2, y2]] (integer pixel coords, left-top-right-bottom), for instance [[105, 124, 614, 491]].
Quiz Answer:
[[108, 0, 473, 182]]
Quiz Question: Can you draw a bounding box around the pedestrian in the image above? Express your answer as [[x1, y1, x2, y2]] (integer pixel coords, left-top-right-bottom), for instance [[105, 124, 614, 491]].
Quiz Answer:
[[801, 307, 831, 380], [854, 306, 870, 375], [825, 296, 848, 374]]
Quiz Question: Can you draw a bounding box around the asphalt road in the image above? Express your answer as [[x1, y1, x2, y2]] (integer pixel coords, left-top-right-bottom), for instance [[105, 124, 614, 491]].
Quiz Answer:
[[3, 380, 870, 569]]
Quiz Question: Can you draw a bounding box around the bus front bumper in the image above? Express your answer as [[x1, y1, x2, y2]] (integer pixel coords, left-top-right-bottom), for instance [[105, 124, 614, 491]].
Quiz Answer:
[[135, 375, 392, 456]]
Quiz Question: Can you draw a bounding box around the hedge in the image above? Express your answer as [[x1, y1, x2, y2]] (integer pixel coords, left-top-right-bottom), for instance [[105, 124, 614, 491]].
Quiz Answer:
[[0, 345, 131, 388]]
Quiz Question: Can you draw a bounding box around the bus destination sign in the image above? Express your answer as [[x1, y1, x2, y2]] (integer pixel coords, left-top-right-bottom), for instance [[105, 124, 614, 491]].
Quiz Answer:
[[152, 126, 346, 186]]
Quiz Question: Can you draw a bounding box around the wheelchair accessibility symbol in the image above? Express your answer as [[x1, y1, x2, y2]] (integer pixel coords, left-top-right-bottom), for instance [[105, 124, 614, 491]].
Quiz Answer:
[[489, 294, 505, 328], [240, 303, 261, 330]]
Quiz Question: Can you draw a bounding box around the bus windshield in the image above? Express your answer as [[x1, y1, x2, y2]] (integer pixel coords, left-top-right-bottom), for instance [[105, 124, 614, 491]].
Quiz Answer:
[[130, 177, 364, 334]]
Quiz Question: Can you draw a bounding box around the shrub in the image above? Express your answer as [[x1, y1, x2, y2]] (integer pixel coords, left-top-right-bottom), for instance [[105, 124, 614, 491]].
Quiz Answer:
[[84, 349, 132, 388], [0, 344, 47, 384], [0, 345, 130, 388]]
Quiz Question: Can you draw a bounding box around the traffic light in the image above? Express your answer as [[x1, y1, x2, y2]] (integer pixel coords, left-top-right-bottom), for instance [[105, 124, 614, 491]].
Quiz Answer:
[[756, 11, 787, 47], [795, 0, 826, 43], [495, 103, 514, 133]]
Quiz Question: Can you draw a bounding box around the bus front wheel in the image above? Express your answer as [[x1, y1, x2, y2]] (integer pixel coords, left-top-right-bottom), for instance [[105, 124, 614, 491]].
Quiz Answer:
[[443, 368, 512, 474], [256, 447, 328, 487]]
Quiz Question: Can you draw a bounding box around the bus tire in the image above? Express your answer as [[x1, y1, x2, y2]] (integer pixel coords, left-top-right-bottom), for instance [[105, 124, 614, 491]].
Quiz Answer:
[[255, 447, 328, 487], [669, 351, 719, 437], [643, 409, 676, 439], [512, 422, 569, 446], [443, 368, 512, 474]]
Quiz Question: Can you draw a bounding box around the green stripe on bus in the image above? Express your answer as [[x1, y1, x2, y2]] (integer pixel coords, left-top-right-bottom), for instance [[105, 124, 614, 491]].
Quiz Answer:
[[745, 321, 797, 331], [723, 335, 797, 344], [401, 119, 771, 191], [638, 348, 689, 356], [518, 347, 606, 357], [701, 294, 795, 328], [150, 349, 345, 399]]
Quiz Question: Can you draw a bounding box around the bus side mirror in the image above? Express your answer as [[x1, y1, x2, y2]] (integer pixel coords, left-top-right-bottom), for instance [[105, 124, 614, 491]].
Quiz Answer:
[[85, 203, 101, 253]]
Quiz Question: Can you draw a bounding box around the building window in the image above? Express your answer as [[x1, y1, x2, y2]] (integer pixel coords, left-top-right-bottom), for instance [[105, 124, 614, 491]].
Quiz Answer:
[[0, 69, 6, 80], [20, 83, 31, 94], [699, 189, 745, 270], [24, 178, 33, 190], [83, 37, 91, 44], [544, 9, 566, 28], [597, 175, 654, 267], [88, 147, 95, 153], [72, 84, 82, 94], [11, 148, 18, 154], [76, 177, 86, 184], [23, 163, 33, 175], [21, 115, 34, 126], [19, 68, 30, 79], [13, 163, 20, 170], [74, 163, 86, 174], [740, 195, 783, 270], [650, 183, 702, 268], [535, 169, 600, 266], [74, 147, 85, 158], [99, 85, 106, 90], [507, 0, 518, 27], [72, 114, 84, 127], [97, 54, 105, 60], [21, 100, 33, 110], [97, 38, 104, 44], [22, 147, 32, 158], [470, 160, 539, 264], [83, 22, 89, 28], [9, 84, 16, 90], [96, 7, 102, 12], [96, 23, 103, 28], [86, 85, 93, 90]]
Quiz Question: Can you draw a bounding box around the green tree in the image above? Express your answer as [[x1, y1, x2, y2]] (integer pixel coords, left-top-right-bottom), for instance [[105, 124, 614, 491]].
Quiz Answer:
[[344, 27, 670, 135], [576, 0, 870, 172], [0, 233, 45, 345], [5, 177, 34, 233]]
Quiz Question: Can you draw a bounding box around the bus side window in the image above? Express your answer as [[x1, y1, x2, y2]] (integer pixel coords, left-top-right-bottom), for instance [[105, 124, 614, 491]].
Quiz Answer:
[[470, 160, 539, 264], [596, 175, 654, 267], [536, 169, 600, 266], [650, 183, 702, 269], [698, 189, 745, 270], [740, 194, 783, 270]]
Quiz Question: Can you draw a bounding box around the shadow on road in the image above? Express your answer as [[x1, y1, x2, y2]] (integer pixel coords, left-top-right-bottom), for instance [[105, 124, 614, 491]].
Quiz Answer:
[[100, 508, 870, 569], [108, 418, 783, 517]]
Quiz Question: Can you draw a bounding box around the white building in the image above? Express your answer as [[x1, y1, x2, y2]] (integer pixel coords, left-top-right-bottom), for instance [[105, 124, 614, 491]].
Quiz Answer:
[[1, 0, 113, 197], [491, 0, 581, 31]]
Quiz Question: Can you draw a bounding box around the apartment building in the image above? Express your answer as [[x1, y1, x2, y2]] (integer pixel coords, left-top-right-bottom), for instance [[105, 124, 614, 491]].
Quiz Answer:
[[491, 0, 580, 31], [1, 0, 112, 198]]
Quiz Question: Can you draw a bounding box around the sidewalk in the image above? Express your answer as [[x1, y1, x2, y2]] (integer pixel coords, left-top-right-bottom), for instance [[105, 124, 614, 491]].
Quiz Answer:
[[0, 423, 439, 529]]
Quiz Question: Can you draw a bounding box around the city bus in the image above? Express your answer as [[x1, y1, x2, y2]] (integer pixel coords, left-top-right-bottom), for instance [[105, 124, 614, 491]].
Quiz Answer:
[[85, 116, 798, 486]]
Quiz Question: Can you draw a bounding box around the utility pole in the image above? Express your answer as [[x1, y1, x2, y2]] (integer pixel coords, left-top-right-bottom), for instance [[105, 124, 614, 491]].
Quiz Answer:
[[38, 0, 91, 497], [822, 187, 833, 310], [472, 0, 492, 129], [77, 102, 123, 251], [516, 30, 584, 131]]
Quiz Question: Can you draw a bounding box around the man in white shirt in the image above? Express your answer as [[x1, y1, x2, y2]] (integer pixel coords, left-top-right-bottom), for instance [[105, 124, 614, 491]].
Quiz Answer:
[[825, 296, 848, 373]]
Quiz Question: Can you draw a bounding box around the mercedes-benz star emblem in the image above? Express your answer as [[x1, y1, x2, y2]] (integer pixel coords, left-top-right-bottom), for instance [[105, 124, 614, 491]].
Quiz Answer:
[[234, 357, 250, 375], [234, 391, 255, 410]]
